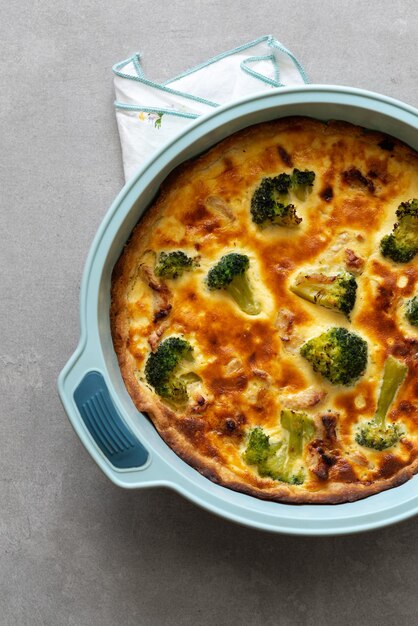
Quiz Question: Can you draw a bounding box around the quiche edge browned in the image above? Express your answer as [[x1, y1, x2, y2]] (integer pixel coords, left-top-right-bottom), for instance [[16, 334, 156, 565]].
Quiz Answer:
[[111, 117, 418, 504]]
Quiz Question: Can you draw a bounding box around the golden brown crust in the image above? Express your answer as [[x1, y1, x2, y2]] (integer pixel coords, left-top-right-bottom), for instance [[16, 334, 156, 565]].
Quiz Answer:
[[111, 116, 418, 504]]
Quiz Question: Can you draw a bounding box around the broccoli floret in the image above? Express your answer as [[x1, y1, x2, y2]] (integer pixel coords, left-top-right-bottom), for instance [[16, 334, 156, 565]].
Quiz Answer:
[[380, 199, 418, 263], [291, 168, 316, 200], [274, 172, 292, 195], [405, 296, 418, 326], [250, 168, 315, 227], [154, 251, 197, 279], [243, 411, 315, 485], [250, 176, 301, 227], [243, 427, 279, 466], [290, 268, 357, 317], [145, 337, 194, 404], [300, 327, 368, 386], [261, 410, 315, 484], [206, 253, 261, 315], [356, 355, 407, 450]]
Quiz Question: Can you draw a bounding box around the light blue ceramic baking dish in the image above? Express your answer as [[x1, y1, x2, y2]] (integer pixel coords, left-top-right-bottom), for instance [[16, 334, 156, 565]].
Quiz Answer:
[[58, 86, 418, 535]]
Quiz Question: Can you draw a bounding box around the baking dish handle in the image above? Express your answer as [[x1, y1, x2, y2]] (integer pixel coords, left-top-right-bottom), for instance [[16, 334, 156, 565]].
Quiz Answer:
[[59, 343, 173, 488], [58, 347, 171, 489], [73, 370, 150, 471]]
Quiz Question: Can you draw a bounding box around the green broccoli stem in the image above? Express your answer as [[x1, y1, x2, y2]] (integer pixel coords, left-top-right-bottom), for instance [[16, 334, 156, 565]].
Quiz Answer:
[[179, 372, 201, 384], [281, 409, 314, 454], [290, 281, 321, 306], [293, 187, 307, 202], [226, 273, 261, 315], [243, 412, 314, 484], [290, 270, 357, 318], [282, 409, 303, 456], [374, 356, 407, 426], [280, 409, 314, 477]]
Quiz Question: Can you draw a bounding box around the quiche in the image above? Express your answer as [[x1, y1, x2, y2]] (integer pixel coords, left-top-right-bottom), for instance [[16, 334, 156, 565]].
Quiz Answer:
[[111, 117, 418, 504]]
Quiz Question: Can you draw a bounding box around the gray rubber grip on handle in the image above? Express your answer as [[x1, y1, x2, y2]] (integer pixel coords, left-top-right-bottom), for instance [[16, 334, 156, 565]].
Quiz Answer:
[[74, 371, 149, 469]]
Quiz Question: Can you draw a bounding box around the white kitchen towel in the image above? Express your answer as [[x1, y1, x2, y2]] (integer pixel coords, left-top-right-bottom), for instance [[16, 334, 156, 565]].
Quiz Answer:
[[113, 35, 308, 181]]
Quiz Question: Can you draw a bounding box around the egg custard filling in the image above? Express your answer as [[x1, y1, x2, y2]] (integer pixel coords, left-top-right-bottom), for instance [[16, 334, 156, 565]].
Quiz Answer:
[[111, 117, 418, 503]]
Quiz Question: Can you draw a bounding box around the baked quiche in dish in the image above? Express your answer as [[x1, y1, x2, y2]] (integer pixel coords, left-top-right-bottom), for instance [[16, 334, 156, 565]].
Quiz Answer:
[[111, 117, 418, 503]]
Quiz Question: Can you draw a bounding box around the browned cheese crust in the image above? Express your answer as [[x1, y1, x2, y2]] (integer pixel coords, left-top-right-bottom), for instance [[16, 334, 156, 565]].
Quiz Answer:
[[111, 117, 418, 504]]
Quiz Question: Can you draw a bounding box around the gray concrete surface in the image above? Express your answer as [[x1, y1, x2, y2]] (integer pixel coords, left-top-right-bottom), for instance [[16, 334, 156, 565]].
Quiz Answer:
[[1, 1, 417, 624]]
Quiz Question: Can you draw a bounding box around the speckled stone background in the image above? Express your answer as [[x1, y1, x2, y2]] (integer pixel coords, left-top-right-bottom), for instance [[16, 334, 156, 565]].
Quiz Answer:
[[1, 1, 417, 624]]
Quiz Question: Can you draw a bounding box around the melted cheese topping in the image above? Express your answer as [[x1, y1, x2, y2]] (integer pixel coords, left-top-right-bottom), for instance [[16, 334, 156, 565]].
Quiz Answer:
[[112, 118, 418, 502]]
